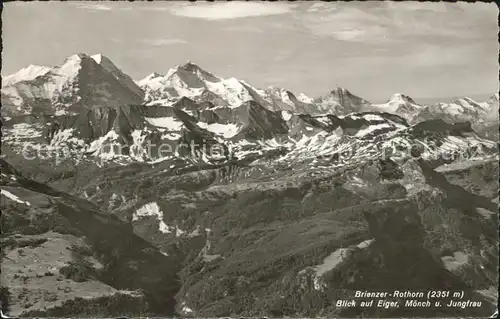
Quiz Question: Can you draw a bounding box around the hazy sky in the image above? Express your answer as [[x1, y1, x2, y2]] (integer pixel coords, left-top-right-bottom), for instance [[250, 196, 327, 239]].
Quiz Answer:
[[2, 1, 498, 102]]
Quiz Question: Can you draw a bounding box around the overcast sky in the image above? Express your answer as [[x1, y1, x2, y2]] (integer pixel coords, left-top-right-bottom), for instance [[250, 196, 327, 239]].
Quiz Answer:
[[2, 1, 498, 103]]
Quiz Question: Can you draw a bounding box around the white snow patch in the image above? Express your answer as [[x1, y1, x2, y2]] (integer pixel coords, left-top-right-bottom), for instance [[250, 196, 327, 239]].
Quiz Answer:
[[361, 114, 385, 121], [162, 132, 181, 140], [145, 117, 183, 131], [54, 109, 70, 116], [297, 92, 314, 104], [309, 239, 374, 290], [355, 123, 392, 138], [3, 123, 43, 142], [197, 122, 240, 138], [175, 226, 186, 237], [205, 77, 252, 107], [189, 225, 201, 237], [1, 189, 31, 206], [281, 110, 293, 121], [180, 302, 194, 314], [442, 251, 468, 271], [314, 116, 330, 126], [87, 130, 131, 162], [91, 53, 102, 64], [442, 103, 465, 116], [133, 202, 172, 234]]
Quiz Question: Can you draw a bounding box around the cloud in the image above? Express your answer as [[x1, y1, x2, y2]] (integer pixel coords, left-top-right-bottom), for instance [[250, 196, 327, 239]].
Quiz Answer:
[[75, 3, 112, 11], [225, 25, 266, 33], [298, 2, 496, 45], [299, 6, 391, 43], [139, 38, 188, 46], [169, 2, 297, 20]]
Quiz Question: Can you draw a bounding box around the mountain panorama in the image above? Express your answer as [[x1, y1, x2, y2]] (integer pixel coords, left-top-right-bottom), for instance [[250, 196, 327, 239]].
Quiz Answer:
[[1, 53, 498, 317]]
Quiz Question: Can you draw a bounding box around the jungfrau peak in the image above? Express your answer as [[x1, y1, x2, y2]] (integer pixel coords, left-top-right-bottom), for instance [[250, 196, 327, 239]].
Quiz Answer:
[[370, 93, 425, 120], [387, 93, 417, 104], [138, 61, 253, 107], [138, 61, 318, 112]]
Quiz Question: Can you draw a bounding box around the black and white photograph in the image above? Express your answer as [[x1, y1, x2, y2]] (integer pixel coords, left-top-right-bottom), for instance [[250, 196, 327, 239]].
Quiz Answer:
[[1, 1, 498, 318]]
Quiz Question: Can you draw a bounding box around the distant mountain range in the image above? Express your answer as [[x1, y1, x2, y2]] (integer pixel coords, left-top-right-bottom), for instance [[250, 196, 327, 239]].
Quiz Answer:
[[2, 53, 498, 123]]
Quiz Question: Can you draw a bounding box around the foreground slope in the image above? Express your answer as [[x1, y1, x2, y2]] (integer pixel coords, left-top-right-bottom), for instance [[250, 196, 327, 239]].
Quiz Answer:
[[0, 159, 180, 317]]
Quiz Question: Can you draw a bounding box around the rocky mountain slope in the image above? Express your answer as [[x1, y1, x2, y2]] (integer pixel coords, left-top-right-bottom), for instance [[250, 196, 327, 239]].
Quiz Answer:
[[3, 54, 497, 136], [1, 53, 498, 317], [1, 54, 144, 117]]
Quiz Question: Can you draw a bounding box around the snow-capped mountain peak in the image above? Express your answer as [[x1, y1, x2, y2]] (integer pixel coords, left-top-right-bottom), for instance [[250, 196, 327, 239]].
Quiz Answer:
[[327, 87, 366, 102], [91, 53, 103, 64], [329, 87, 349, 95], [297, 92, 314, 104], [140, 63, 261, 108], [137, 72, 164, 86], [369, 93, 424, 120], [2, 64, 52, 87], [387, 93, 417, 104], [180, 61, 203, 72], [64, 53, 89, 63], [1, 53, 144, 116], [314, 87, 371, 114]]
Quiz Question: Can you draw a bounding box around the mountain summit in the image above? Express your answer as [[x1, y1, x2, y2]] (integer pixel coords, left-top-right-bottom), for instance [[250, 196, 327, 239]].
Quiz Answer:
[[137, 61, 317, 112], [1, 53, 144, 116], [3, 53, 497, 125], [315, 87, 371, 113], [369, 93, 425, 119], [386, 93, 417, 104]]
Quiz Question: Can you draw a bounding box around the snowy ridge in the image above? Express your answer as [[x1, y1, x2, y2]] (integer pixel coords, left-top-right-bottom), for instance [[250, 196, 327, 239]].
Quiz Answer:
[[2, 53, 497, 169], [371, 93, 425, 116], [412, 95, 499, 126], [2, 54, 82, 110], [4, 53, 497, 125], [315, 87, 371, 114], [138, 62, 318, 112], [2, 65, 52, 87]]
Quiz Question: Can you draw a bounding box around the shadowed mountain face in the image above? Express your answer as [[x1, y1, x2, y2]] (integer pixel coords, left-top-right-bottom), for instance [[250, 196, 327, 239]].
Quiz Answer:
[[1, 54, 498, 317]]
